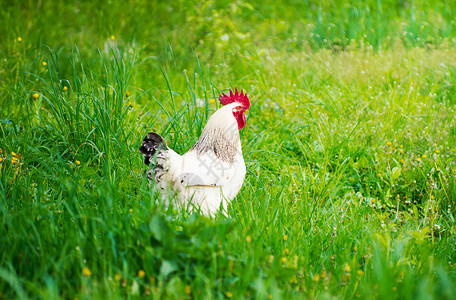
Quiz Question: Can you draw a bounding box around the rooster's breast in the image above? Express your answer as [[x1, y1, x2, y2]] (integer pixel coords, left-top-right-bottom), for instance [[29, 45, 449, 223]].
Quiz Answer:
[[175, 150, 246, 215]]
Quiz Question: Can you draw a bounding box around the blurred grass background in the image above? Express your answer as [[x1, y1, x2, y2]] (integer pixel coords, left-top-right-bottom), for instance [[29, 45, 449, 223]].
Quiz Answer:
[[1, 0, 456, 299], [2, 0, 456, 62]]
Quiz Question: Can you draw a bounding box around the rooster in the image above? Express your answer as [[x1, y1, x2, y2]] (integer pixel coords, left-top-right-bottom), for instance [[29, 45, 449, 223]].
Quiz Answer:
[[140, 88, 250, 215]]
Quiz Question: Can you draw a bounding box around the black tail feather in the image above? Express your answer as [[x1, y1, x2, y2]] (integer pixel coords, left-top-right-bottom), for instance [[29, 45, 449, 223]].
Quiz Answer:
[[139, 132, 167, 166]]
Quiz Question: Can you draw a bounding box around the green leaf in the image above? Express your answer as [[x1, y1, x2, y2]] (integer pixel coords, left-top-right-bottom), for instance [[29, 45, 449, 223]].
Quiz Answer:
[[391, 166, 401, 181], [149, 214, 174, 244], [166, 276, 185, 298], [161, 259, 178, 277]]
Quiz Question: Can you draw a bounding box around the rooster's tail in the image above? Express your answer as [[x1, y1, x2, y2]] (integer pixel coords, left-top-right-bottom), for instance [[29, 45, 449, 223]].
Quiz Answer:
[[139, 132, 167, 166]]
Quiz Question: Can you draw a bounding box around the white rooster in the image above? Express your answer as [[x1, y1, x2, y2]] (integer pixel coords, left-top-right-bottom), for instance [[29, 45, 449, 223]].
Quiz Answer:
[[140, 88, 250, 215]]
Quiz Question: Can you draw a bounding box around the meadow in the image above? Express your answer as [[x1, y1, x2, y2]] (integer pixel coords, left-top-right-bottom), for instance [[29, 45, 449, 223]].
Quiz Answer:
[[1, 0, 456, 298]]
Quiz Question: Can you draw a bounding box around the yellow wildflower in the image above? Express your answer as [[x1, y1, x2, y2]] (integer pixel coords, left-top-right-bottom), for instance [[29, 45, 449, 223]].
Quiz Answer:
[[281, 257, 286, 264], [422, 154, 427, 159], [42, 61, 47, 66], [83, 267, 91, 276], [32, 93, 39, 99], [209, 98, 216, 104], [312, 273, 320, 282], [129, 208, 133, 213], [344, 264, 351, 272], [185, 285, 191, 294], [110, 35, 115, 40], [12, 157, 18, 165], [126, 91, 130, 97], [63, 86, 68, 91], [75, 160, 80, 166], [285, 248, 289, 255], [268, 294, 272, 299], [400, 149, 404, 154], [114, 273, 121, 281], [435, 149, 440, 154], [17, 37, 22, 42], [138, 270, 145, 278], [226, 291, 233, 298], [246, 235, 252, 243], [357, 270, 364, 276], [387, 142, 392, 146], [283, 234, 288, 241], [0, 157, 3, 163]]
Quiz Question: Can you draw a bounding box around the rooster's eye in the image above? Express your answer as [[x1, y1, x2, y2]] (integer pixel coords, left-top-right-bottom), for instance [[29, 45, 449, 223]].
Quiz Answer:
[[233, 106, 245, 114]]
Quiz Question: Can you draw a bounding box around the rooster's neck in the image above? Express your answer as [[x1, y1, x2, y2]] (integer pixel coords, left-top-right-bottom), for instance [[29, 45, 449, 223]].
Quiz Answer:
[[190, 105, 242, 163]]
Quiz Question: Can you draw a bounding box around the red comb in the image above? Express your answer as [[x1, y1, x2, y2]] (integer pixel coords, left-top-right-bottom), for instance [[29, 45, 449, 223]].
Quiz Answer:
[[219, 87, 250, 109]]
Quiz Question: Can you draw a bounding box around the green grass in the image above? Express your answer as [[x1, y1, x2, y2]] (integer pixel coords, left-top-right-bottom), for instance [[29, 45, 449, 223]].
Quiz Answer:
[[1, 0, 456, 299]]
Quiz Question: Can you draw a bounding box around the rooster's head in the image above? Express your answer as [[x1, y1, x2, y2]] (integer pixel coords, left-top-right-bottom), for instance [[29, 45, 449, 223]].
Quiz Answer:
[[219, 88, 250, 130]]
